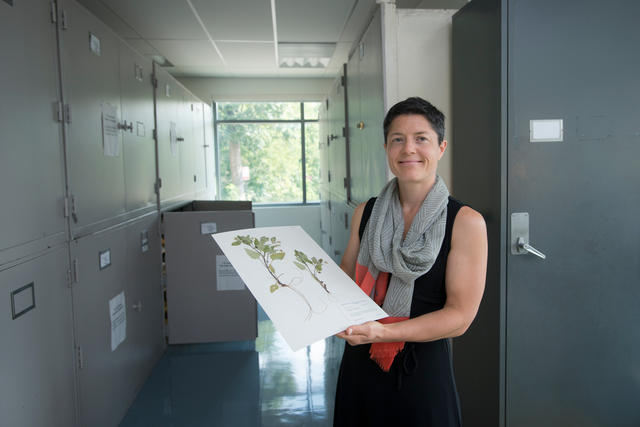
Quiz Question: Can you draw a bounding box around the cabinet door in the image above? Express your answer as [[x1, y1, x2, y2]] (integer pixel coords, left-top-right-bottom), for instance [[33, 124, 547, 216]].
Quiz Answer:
[[348, 9, 386, 204], [0, 247, 76, 427], [0, 0, 67, 254], [192, 102, 208, 194], [124, 215, 164, 392], [328, 78, 347, 199], [71, 227, 137, 427], [60, 0, 126, 234], [155, 66, 182, 207], [202, 103, 216, 196], [120, 42, 156, 214]]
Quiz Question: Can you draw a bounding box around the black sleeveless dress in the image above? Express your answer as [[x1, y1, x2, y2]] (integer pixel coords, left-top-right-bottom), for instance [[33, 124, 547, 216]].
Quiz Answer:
[[333, 197, 464, 427]]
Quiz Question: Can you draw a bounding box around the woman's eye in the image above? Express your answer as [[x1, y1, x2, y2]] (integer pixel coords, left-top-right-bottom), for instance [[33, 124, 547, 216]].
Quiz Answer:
[[391, 138, 404, 144], [417, 137, 427, 143]]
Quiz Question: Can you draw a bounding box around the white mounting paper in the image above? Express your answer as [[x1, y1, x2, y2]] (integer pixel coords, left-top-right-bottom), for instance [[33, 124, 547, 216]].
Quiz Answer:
[[102, 102, 120, 156], [216, 255, 246, 291], [212, 226, 388, 352], [530, 119, 563, 142], [109, 291, 127, 351]]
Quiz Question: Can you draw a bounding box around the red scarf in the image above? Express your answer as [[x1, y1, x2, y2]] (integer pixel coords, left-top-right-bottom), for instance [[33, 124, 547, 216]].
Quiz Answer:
[[355, 263, 408, 372]]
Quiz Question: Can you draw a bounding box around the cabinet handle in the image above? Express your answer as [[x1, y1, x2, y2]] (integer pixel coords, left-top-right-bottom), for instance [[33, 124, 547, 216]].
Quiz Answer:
[[357, 121, 365, 130]]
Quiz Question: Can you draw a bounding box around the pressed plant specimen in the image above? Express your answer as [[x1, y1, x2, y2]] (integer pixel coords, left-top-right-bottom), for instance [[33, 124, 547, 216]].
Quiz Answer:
[[232, 234, 324, 320], [293, 250, 330, 294]]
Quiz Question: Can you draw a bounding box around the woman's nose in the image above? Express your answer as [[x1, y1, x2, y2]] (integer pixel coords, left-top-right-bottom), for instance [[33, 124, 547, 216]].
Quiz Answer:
[[402, 139, 416, 154]]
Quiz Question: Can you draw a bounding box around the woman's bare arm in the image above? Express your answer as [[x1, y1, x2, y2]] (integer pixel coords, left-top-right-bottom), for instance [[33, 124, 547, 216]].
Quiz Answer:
[[337, 206, 487, 344], [339, 202, 367, 280]]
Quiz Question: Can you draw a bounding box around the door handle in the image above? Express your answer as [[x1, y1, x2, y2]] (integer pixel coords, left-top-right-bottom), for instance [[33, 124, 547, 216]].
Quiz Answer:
[[511, 212, 546, 259], [516, 237, 546, 259]]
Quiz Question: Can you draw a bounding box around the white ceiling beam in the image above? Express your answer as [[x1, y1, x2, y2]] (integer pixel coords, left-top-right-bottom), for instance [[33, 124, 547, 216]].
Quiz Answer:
[[185, 0, 227, 66]]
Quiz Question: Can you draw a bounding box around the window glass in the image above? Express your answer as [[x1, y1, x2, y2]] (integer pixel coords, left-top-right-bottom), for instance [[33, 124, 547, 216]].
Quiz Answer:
[[303, 102, 320, 120], [218, 123, 302, 203], [305, 122, 320, 202], [216, 102, 300, 121]]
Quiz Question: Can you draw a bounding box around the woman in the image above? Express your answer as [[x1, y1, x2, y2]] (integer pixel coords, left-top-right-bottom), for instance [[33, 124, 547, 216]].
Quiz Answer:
[[333, 97, 487, 426]]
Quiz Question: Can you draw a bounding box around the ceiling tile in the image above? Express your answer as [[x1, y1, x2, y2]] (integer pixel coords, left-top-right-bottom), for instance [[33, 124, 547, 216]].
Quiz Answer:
[[275, 0, 357, 42], [101, 0, 206, 39], [190, 0, 274, 41], [124, 38, 162, 57], [149, 40, 225, 67], [217, 42, 277, 68]]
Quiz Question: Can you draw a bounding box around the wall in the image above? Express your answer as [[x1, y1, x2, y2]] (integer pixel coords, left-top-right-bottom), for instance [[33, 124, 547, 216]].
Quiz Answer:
[[177, 77, 333, 102], [396, 9, 456, 191], [253, 205, 321, 246]]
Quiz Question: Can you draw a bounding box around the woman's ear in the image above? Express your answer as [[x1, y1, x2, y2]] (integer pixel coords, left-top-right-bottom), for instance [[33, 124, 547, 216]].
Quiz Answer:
[[438, 140, 448, 159]]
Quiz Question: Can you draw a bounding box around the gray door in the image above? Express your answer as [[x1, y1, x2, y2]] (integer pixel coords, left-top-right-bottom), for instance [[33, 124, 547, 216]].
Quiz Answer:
[[71, 227, 138, 427], [0, 247, 76, 427], [0, 0, 67, 255], [60, 0, 126, 234], [506, 0, 640, 425], [120, 42, 156, 214], [164, 210, 257, 344]]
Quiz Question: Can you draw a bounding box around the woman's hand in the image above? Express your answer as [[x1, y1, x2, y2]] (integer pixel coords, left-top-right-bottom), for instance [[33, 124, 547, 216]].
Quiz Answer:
[[336, 321, 387, 346]]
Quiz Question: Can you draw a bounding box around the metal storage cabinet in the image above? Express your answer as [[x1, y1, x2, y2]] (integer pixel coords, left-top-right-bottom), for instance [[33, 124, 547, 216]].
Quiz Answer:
[[327, 77, 348, 200], [328, 198, 351, 264], [452, 0, 640, 425], [70, 225, 138, 427], [120, 42, 156, 215], [59, 0, 127, 236], [192, 101, 208, 195], [178, 92, 197, 197], [154, 65, 183, 208], [163, 204, 257, 344], [202, 103, 216, 196], [346, 7, 386, 205], [0, 246, 76, 427], [124, 214, 165, 396], [0, 0, 67, 260]]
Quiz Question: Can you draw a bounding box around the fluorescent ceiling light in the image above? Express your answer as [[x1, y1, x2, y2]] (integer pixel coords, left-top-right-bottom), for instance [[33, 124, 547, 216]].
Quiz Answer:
[[278, 42, 335, 68]]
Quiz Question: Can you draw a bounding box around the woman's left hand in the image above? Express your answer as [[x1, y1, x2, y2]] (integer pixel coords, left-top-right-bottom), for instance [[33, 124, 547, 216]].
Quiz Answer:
[[336, 321, 386, 346]]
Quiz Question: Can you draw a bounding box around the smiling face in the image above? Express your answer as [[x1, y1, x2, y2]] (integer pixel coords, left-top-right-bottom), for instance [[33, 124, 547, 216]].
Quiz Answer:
[[385, 114, 447, 185]]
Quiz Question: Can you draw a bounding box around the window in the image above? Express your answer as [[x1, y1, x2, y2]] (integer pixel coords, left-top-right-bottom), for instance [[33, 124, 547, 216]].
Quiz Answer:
[[215, 101, 321, 204]]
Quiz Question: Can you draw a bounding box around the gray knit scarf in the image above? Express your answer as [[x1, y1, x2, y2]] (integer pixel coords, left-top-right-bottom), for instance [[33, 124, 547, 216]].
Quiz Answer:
[[358, 176, 449, 317]]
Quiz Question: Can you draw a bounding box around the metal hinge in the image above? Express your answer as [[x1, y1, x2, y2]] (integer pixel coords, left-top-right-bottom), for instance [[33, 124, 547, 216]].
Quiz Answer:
[[340, 75, 345, 87], [66, 269, 72, 287], [152, 128, 158, 140], [65, 104, 71, 123], [328, 171, 331, 182], [342, 126, 347, 138], [61, 8, 68, 30], [329, 236, 332, 245], [151, 76, 158, 89], [343, 177, 349, 188], [50, 1, 57, 23], [344, 213, 349, 229], [154, 178, 162, 194], [72, 258, 79, 284], [70, 195, 78, 223], [77, 346, 84, 370], [328, 200, 331, 211], [63, 196, 69, 218], [55, 101, 64, 122]]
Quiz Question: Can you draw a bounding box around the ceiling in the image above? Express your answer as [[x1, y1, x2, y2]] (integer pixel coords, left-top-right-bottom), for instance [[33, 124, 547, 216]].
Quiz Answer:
[[77, 0, 469, 79]]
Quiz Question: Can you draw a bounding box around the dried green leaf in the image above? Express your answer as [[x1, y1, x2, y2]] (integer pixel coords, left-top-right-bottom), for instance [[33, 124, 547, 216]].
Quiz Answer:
[[231, 241, 241, 246], [271, 252, 285, 261], [270, 284, 279, 293], [244, 248, 260, 259], [294, 261, 306, 270]]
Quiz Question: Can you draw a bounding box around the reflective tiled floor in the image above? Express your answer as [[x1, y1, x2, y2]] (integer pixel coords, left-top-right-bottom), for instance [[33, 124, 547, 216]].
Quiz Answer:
[[120, 310, 344, 427]]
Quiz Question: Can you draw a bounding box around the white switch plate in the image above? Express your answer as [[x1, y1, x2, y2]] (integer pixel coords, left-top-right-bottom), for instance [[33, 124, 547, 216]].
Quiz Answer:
[[530, 119, 563, 142]]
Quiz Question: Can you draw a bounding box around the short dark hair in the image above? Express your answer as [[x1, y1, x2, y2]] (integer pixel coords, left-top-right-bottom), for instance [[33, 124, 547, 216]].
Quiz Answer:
[[383, 97, 445, 144]]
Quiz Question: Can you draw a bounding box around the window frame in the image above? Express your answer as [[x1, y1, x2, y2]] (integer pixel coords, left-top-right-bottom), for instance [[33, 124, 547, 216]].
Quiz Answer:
[[213, 101, 321, 206]]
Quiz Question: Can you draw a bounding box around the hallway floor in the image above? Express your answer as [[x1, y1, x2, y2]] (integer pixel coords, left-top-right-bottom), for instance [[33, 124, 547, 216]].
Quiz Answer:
[[120, 312, 344, 427]]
